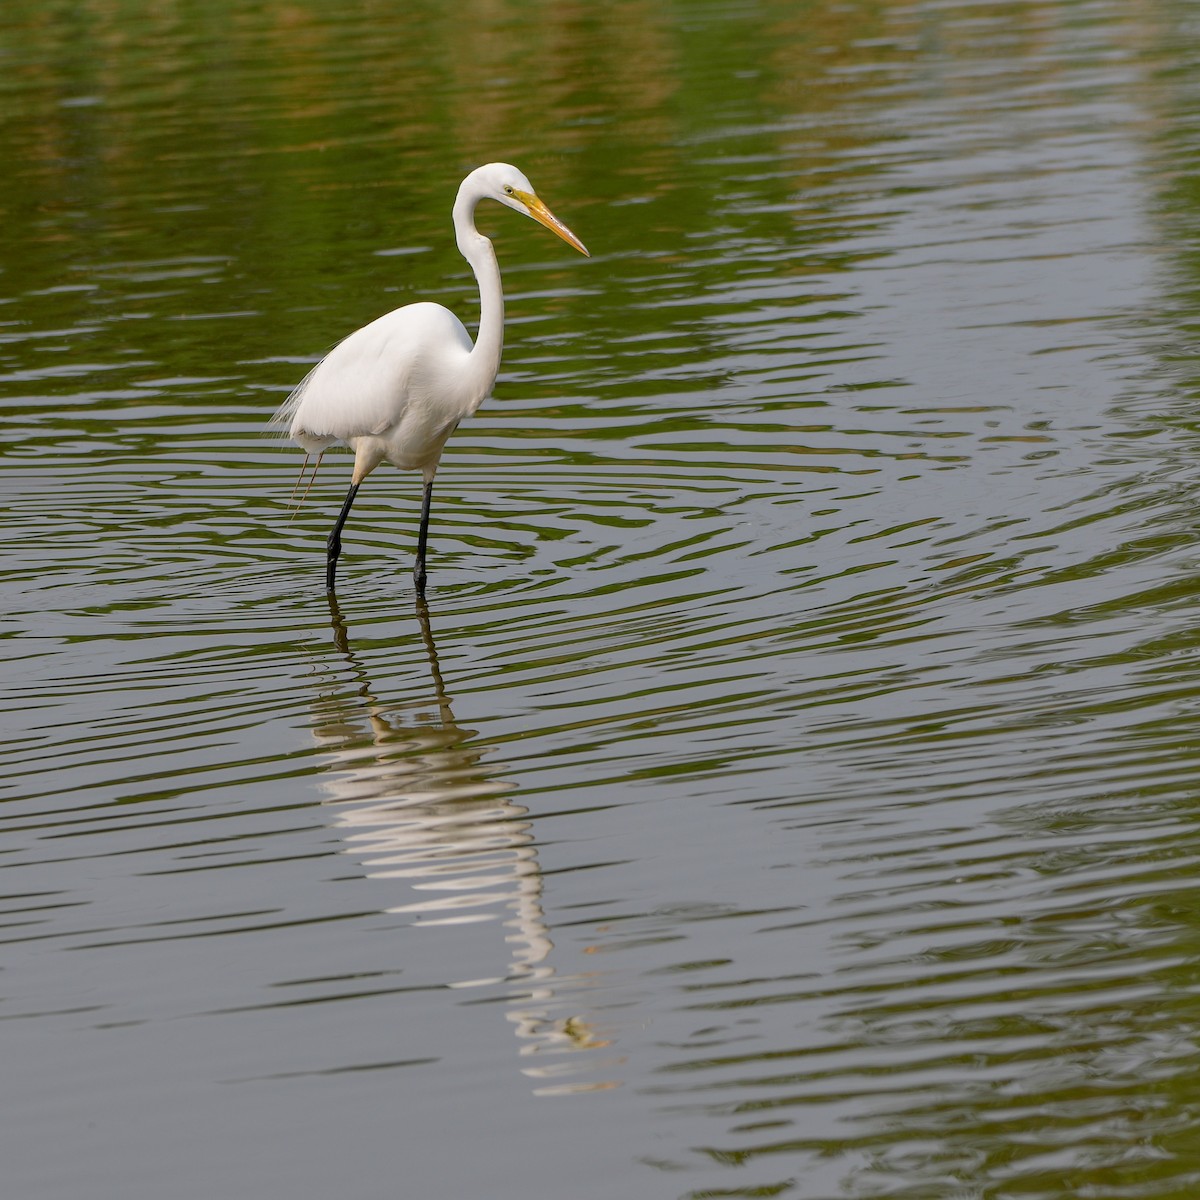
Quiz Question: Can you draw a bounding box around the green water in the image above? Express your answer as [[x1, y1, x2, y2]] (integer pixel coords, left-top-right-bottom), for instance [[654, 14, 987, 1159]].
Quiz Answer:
[[6, 1, 1200, 1197]]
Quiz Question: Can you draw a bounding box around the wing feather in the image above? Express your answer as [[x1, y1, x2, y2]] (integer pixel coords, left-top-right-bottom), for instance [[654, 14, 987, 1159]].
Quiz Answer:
[[273, 303, 473, 449]]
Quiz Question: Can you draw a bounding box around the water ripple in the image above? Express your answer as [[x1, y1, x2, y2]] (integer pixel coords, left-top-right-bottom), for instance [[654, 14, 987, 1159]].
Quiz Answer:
[[6, 0, 1200, 1196]]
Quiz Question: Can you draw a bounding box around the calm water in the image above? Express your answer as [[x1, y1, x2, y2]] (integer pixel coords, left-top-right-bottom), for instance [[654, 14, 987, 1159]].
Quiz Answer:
[[6, 1, 1200, 1196]]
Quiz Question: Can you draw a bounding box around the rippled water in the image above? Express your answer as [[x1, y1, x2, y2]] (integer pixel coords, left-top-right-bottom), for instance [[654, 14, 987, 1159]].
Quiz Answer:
[[6, 1, 1200, 1196]]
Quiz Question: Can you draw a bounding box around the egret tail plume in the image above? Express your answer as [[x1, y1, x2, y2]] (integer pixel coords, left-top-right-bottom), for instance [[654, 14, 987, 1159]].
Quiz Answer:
[[288, 452, 324, 523], [289, 454, 312, 502]]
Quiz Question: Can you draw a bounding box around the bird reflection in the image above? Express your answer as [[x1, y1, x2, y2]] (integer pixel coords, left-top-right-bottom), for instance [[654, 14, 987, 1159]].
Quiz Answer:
[[308, 593, 614, 1094]]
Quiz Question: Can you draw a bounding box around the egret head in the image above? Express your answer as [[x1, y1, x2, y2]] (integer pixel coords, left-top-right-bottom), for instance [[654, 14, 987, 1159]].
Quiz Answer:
[[474, 162, 589, 257]]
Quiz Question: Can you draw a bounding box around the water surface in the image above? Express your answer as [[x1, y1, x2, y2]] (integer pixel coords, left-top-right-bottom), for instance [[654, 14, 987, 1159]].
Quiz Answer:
[[5, 1, 1200, 1197]]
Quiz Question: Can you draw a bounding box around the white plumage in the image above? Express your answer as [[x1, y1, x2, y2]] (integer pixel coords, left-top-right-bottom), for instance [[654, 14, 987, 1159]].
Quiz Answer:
[[275, 163, 588, 593]]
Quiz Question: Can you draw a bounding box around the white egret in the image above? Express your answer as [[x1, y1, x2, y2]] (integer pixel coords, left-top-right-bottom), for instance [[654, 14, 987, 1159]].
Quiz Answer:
[[275, 162, 589, 593]]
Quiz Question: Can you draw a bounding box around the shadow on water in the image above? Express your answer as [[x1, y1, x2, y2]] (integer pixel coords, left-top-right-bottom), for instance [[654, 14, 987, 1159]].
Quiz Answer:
[[311, 592, 618, 1095]]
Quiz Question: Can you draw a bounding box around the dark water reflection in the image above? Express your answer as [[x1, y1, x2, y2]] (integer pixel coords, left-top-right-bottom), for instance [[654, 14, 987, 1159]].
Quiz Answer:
[[6, 0, 1200, 1197]]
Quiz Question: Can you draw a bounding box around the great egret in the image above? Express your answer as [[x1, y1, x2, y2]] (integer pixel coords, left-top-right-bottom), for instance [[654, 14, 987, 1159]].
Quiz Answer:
[[275, 162, 589, 593]]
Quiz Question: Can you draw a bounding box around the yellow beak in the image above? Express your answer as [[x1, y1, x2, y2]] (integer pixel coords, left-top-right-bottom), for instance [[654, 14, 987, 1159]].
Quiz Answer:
[[519, 191, 590, 257]]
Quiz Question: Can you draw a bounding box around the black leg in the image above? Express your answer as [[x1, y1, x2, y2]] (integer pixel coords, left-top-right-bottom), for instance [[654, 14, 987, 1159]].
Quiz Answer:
[[326, 481, 360, 591], [414, 478, 433, 594]]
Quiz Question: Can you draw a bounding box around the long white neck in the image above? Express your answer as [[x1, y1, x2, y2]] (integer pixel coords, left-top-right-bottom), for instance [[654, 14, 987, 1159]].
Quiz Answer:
[[452, 177, 504, 399]]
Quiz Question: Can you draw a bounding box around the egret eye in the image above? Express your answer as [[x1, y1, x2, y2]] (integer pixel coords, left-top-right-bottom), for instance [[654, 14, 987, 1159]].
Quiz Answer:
[[504, 185, 515, 196]]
